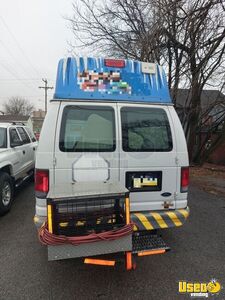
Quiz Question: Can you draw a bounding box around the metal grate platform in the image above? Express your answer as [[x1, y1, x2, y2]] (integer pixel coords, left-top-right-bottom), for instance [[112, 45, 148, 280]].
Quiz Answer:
[[47, 183, 129, 237], [132, 231, 170, 253], [49, 197, 126, 236]]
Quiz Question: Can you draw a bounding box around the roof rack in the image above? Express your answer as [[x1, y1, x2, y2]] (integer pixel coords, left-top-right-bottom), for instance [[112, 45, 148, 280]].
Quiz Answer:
[[0, 121, 26, 125], [11, 122, 26, 126]]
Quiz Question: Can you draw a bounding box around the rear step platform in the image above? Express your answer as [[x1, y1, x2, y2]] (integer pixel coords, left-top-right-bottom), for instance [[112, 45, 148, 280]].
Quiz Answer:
[[132, 231, 170, 254]]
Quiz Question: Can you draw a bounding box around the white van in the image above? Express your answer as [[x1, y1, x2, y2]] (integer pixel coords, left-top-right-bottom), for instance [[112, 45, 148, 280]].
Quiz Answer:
[[34, 58, 189, 263]]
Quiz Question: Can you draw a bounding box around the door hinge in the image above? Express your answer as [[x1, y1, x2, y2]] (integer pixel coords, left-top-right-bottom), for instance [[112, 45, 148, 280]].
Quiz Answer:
[[53, 157, 57, 166], [175, 157, 179, 165]]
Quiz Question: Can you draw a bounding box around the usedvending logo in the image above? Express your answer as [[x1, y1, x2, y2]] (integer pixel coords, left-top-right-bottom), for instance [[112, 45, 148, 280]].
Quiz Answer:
[[178, 279, 221, 298]]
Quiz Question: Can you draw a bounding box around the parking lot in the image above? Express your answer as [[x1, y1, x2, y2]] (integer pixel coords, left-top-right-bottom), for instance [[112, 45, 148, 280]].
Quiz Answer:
[[0, 182, 225, 300]]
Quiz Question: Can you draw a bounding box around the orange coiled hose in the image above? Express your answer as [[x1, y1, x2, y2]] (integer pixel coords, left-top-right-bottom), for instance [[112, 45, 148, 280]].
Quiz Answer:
[[38, 222, 133, 246]]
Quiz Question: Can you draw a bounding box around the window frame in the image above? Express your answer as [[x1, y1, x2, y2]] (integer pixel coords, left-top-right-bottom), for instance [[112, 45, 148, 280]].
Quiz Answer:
[[120, 106, 173, 152], [16, 127, 31, 144], [9, 127, 22, 147], [59, 105, 116, 152]]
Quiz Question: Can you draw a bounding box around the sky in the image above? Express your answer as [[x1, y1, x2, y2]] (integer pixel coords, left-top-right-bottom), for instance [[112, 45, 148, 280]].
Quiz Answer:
[[0, 0, 75, 111]]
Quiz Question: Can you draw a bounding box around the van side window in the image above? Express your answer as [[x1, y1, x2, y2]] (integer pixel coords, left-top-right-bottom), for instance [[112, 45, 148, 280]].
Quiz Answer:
[[60, 106, 116, 152], [9, 128, 21, 145], [121, 107, 173, 152], [17, 127, 31, 144]]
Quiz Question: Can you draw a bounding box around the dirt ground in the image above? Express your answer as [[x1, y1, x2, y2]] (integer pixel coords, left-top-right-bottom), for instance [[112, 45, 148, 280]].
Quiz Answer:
[[190, 163, 225, 196]]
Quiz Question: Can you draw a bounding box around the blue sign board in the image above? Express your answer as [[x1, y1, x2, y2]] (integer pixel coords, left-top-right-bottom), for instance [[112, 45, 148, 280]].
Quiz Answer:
[[54, 57, 171, 103]]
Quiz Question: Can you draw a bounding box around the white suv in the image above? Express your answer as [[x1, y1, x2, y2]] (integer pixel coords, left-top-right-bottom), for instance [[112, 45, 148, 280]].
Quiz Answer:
[[0, 122, 38, 215]]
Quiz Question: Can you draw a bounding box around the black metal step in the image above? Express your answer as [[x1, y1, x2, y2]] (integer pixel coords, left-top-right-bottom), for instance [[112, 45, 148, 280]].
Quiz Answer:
[[132, 231, 170, 253]]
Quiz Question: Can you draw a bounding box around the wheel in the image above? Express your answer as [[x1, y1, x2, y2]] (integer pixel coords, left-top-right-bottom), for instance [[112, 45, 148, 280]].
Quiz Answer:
[[0, 172, 14, 216]]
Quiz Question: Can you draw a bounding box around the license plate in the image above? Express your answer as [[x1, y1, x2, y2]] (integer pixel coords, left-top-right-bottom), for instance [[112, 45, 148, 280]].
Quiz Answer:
[[126, 171, 162, 192]]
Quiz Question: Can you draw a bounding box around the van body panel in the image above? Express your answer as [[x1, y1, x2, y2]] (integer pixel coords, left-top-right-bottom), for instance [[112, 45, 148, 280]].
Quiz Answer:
[[35, 99, 189, 219], [167, 106, 189, 209], [35, 102, 60, 218], [37, 101, 188, 211], [35, 197, 47, 217]]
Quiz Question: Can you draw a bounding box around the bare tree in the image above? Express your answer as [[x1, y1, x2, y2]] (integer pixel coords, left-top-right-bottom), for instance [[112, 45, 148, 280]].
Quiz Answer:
[[67, 0, 225, 164], [3, 97, 35, 116], [193, 83, 225, 164], [67, 0, 162, 61], [157, 0, 225, 162]]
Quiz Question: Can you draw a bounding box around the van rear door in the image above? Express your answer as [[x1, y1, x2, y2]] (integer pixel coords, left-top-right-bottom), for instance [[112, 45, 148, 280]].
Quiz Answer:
[[54, 102, 120, 185], [118, 103, 178, 212]]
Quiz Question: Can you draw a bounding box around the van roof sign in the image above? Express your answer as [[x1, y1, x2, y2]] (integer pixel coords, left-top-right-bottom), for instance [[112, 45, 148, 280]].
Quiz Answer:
[[54, 57, 172, 103]]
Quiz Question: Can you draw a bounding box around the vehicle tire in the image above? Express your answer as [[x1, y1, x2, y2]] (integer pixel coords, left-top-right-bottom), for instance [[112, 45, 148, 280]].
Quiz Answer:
[[0, 172, 14, 216]]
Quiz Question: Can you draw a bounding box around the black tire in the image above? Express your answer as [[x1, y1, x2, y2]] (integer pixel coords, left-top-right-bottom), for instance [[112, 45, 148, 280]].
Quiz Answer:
[[0, 172, 14, 216]]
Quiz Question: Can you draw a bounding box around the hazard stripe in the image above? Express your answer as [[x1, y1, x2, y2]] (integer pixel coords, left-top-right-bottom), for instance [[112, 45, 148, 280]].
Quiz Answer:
[[134, 213, 154, 230], [138, 212, 160, 229], [179, 208, 190, 218], [160, 213, 176, 228], [145, 215, 160, 229], [151, 212, 168, 228], [131, 208, 189, 231], [133, 224, 138, 231], [131, 214, 146, 230], [175, 211, 186, 224], [165, 212, 182, 226]]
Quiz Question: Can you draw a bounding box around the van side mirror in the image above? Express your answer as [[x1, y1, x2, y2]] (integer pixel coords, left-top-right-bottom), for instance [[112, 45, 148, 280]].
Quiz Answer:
[[11, 140, 23, 148]]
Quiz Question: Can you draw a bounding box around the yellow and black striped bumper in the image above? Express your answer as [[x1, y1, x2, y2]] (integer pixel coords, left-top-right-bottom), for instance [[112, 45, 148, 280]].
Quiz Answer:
[[131, 207, 190, 231]]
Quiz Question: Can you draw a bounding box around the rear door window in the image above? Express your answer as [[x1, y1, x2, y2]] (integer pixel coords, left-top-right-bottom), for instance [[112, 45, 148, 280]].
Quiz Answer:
[[17, 127, 31, 144], [60, 106, 116, 152], [121, 107, 172, 152], [9, 128, 21, 146]]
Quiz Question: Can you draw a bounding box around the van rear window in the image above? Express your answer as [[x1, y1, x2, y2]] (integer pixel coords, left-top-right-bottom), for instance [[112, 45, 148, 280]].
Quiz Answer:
[[121, 107, 172, 152], [59, 106, 115, 152]]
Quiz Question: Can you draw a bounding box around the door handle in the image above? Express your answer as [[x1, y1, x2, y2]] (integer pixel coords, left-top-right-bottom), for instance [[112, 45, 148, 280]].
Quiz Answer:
[[33, 147, 36, 151], [23, 150, 25, 155]]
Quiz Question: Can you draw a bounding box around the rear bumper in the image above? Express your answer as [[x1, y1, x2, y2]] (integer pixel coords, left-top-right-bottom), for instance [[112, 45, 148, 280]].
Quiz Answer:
[[131, 207, 190, 231], [34, 215, 46, 229]]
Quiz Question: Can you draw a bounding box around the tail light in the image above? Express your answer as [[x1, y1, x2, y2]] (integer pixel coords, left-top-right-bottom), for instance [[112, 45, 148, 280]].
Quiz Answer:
[[104, 59, 125, 68], [35, 169, 49, 198], [181, 167, 189, 193]]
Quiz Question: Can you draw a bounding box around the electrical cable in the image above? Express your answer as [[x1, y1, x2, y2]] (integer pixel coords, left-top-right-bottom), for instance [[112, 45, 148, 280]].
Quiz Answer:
[[38, 222, 133, 246], [0, 39, 40, 89], [0, 61, 41, 93], [0, 15, 42, 77]]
